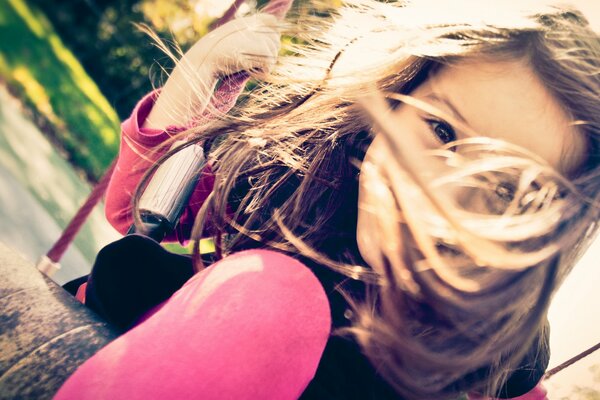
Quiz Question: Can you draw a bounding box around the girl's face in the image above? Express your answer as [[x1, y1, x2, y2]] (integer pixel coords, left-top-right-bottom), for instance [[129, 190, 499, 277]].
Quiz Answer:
[[356, 58, 587, 270]]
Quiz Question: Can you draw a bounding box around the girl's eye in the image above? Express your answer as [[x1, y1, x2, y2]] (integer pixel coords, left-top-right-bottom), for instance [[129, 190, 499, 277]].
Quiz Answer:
[[387, 97, 402, 110], [426, 119, 456, 144]]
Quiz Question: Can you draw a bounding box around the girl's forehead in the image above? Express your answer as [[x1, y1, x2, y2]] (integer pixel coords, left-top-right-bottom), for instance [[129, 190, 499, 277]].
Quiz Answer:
[[414, 59, 586, 174]]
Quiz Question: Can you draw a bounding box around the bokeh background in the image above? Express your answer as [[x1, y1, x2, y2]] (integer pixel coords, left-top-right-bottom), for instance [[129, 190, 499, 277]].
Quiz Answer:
[[0, 0, 598, 398]]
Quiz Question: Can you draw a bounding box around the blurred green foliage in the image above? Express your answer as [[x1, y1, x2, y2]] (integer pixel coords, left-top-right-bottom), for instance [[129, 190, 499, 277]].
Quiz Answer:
[[0, 0, 121, 181], [27, 0, 259, 120], [0, 0, 340, 180], [27, 0, 339, 120], [28, 0, 173, 121]]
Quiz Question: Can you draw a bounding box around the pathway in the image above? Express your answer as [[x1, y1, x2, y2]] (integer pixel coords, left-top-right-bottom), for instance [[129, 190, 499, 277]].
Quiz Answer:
[[0, 84, 119, 285]]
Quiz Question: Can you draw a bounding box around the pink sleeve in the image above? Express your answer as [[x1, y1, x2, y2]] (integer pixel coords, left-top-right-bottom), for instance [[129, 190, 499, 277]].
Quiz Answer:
[[54, 249, 331, 400], [104, 90, 215, 241]]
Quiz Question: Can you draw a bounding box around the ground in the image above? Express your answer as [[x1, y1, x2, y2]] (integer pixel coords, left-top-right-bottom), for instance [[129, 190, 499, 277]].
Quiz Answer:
[[0, 83, 119, 285]]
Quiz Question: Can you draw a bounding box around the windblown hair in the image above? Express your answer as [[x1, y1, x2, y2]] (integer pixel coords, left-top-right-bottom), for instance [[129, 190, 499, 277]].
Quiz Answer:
[[135, 1, 600, 398]]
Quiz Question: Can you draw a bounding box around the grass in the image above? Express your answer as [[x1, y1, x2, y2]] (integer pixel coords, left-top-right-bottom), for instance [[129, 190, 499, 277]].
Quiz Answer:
[[0, 0, 218, 259], [163, 239, 216, 255], [0, 0, 120, 181]]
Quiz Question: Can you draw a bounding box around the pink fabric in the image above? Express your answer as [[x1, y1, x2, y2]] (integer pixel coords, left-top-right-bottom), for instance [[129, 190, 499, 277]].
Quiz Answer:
[[262, 0, 293, 18], [104, 91, 216, 242], [54, 249, 331, 400], [75, 282, 87, 304], [468, 383, 548, 400], [104, 80, 266, 242]]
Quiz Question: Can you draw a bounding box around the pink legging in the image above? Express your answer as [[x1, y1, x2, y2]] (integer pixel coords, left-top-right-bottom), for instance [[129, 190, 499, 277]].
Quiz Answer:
[[54, 250, 331, 400]]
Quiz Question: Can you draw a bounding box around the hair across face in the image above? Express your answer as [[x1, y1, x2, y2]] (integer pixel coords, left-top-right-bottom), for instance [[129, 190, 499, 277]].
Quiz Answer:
[[159, 1, 600, 398], [357, 57, 587, 271]]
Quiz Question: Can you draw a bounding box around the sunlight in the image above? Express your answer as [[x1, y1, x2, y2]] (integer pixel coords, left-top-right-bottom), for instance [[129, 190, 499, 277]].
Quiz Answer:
[[12, 66, 61, 127], [573, 0, 600, 32], [47, 34, 120, 132], [7, 0, 45, 38], [546, 232, 600, 397], [193, 0, 236, 19], [83, 103, 118, 146]]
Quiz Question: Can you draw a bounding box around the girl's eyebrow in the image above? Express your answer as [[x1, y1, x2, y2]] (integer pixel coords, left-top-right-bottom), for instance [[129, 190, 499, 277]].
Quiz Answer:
[[423, 92, 469, 125]]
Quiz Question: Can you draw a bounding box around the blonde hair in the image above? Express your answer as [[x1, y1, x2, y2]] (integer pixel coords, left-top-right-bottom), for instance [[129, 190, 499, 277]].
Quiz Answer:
[[136, 1, 600, 398]]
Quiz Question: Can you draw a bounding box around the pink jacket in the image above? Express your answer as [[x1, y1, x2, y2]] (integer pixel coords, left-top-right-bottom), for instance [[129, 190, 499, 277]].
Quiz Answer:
[[56, 249, 332, 399], [104, 90, 215, 242]]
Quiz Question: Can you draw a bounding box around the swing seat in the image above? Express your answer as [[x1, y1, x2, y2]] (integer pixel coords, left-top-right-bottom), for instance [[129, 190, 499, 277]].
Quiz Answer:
[[0, 241, 117, 400]]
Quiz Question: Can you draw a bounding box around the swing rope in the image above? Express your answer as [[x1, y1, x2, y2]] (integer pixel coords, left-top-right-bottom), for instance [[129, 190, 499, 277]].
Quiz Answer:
[[36, 159, 116, 275], [544, 340, 600, 380], [48, 160, 116, 263]]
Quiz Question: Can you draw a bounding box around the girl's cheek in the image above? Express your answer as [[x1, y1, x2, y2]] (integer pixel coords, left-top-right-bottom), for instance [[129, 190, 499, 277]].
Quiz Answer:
[[356, 143, 389, 274], [356, 136, 403, 271]]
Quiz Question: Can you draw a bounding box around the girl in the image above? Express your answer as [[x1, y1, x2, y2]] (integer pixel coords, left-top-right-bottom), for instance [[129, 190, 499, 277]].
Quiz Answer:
[[58, 0, 600, 399]]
